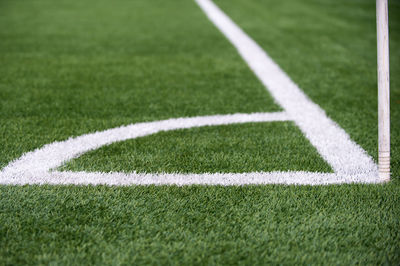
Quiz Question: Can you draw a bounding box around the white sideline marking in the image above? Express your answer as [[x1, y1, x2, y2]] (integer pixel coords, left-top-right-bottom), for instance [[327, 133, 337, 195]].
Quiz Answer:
[[0, 0, 380, 186], [2, 171, 380, 186], [195, 0, 377, 176]]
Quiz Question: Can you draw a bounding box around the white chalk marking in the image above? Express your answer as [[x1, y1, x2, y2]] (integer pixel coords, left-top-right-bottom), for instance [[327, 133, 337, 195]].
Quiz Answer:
[[0, 111, 380, 185], [0, 0, 380, 185], [195, 0, 377, 176], [1, 112, 327, 185], [1, 171, 380, 186]]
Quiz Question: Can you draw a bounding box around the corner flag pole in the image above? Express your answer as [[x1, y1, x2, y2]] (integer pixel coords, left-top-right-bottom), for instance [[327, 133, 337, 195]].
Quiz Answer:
[[377, 0, 390, 182]]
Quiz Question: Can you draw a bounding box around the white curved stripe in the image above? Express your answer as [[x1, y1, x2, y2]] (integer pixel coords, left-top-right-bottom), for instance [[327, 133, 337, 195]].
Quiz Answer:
[[0, 112, 290, 183], [195, 0, 377, 176]]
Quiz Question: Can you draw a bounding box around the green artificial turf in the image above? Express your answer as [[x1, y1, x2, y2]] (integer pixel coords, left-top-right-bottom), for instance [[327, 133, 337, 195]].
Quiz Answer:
[[1, 185, 399, 265], [0, 0, 399, 264], [0, 0, 280, 170], [60, 122, 332, 173]]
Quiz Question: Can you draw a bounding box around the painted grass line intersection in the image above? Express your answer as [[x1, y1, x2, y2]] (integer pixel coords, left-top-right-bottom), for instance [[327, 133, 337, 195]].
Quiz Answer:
[[0, 0, 380, 185]]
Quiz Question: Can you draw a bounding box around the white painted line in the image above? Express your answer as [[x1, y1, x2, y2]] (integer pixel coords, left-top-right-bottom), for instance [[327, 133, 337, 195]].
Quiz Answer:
[[0, 0, 381, 186], [0, 112, 294, 185], [195, 0, 377, 176], [0, 111, 380, 185], [1, 171, 380, 186]]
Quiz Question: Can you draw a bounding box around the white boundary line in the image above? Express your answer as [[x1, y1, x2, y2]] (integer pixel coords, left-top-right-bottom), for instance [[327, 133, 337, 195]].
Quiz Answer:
[[195, 0, 377, 176], [0, 0, 380, 185], [0, 112, 289, 175], [0, 112, 379, 185], [3, 171, 380, 186]]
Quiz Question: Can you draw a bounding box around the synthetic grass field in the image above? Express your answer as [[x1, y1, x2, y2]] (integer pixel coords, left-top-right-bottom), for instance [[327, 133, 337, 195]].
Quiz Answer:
[[0, 0, 399, 264]]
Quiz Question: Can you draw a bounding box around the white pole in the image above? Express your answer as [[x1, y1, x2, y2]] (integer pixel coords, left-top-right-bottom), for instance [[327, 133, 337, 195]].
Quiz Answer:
[[377, 0, 390, 182]]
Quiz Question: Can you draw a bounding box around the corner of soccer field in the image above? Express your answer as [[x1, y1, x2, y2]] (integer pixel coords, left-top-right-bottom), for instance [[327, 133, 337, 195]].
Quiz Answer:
[[0, 0, 399, 264]]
